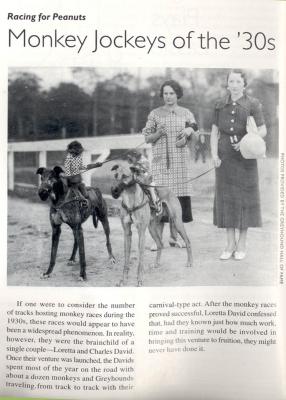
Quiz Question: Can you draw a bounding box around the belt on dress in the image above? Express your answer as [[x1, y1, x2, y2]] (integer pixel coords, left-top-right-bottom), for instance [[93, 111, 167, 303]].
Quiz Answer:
[[220, 131, 245, 139]]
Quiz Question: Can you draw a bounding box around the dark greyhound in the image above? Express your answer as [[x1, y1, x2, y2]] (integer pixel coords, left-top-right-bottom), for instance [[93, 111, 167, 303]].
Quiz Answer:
[[36, 166, 115, 281], [111, 164, 192, 286]]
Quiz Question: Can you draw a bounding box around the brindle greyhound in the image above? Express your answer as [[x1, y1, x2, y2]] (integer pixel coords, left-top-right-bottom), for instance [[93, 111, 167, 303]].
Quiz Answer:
[[111, 165, 192, 286], [36, 166, 115, 281]]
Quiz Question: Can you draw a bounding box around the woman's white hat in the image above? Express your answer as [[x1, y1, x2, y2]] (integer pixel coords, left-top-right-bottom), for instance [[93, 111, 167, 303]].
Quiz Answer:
[[240, 133, 266, 159], [240, 116, 266, 159]]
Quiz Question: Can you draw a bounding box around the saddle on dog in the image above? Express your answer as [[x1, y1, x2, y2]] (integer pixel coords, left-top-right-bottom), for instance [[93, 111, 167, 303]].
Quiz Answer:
[[65, 185, 89, 208], [52, 186, 89, 225], [130, 166, 162, 215]]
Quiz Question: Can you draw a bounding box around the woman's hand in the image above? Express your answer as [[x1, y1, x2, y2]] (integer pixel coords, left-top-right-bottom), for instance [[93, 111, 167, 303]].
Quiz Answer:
[[213, 156, 221, 168], [157, 123, 166, 137], [180, 127, 195, 140], [176, 128, 192, 143], [145, 124, 166, 144], [184, 127, 195, 138], [232, 141, 241, 151]]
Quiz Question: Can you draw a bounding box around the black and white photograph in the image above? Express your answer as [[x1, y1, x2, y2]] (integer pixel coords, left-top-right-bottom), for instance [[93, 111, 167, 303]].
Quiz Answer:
[[1, 1, 285, 399], [7, 67, 279, 287]]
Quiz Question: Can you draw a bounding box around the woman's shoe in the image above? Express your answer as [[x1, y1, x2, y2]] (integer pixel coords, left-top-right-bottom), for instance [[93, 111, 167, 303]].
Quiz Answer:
[[234, 251, 246, 260], [219, 250, 234, 260]]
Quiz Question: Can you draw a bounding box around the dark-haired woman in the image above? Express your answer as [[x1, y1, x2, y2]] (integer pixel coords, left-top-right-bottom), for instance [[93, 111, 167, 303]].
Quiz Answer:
[[211, 70, 267, 260], [143, 80, 199, 247]]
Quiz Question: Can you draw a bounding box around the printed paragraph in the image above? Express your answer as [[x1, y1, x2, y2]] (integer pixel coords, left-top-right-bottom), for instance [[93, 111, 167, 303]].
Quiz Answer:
[[5, 300, 135, 393], [148, 300, 277, 354]]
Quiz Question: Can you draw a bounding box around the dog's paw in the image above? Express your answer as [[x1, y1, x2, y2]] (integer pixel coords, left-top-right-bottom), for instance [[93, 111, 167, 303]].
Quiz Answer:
[[137, 280, 143, 287], [67, 260, 76, 266], [41, 273, 51, 280], [116, 280, 124, 287], [149, 262, 161, 270], [169, 239, 186, 248], [109, 256, 116, 266]]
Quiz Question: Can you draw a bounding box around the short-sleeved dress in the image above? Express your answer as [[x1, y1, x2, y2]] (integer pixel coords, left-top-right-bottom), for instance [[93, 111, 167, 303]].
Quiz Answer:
[[142, 106, 197, 222], [213, 94, 265, 229]]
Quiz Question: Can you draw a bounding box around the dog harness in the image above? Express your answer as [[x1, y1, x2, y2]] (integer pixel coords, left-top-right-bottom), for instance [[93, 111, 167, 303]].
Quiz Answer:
[[121, 197, 149, 223]]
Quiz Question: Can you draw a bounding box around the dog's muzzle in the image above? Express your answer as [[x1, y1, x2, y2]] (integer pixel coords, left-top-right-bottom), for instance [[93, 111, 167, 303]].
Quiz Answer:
[[38, 188, 50, 201], [111, 182, 125, 199]]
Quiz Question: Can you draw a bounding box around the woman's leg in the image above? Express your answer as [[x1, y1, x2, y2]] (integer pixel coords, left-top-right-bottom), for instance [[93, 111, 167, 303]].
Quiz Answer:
[[220, 228, 236, 260], [236, 228, 247, 252], [226, 228, 236, 251]]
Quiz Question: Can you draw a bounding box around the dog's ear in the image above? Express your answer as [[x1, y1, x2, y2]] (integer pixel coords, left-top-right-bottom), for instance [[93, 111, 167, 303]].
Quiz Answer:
[[53, 166, 64, 177], [36, 167, 45, 175], [111, 165, 119, 171]]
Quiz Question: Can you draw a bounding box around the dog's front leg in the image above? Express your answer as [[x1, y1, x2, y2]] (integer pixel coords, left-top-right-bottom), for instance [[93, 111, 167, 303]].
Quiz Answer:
[[68, 230, 78, 265], [137, 225, 147, 287], [98, 212, 116, 264], [74, 225, 87, 281], [148, 219, 163, 268], [120, 223, 132, 286], [43, 225, 61, 278], [173, 219, 193, 268]]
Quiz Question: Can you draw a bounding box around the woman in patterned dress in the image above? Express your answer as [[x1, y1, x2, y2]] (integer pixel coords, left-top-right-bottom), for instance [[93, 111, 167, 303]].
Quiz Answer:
[[210, 70, 267, 261], [143, 80, 199, 247]]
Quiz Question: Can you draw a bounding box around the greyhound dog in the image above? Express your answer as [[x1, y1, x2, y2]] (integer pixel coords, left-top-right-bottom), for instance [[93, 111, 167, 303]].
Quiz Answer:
[[36, 166, 115, 281], [111, 164, 192, 286]]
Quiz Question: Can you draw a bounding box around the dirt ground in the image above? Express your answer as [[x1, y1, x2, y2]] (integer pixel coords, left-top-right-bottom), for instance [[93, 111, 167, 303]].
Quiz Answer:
[[7, 193, 278, 287]]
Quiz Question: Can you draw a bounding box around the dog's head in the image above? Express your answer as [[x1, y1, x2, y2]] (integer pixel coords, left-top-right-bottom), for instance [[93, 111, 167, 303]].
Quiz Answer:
[[110, 164, 136, 199], [36, 166, 64, 202]]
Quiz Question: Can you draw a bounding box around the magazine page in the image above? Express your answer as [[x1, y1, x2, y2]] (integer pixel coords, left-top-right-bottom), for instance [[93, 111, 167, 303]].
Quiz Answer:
[[0, 0, 285, 399]]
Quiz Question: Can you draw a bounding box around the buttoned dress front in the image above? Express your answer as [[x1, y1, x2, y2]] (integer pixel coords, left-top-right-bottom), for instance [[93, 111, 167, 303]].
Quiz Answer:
[[213, 94, 264, 229], [143, 106, 197, 222]]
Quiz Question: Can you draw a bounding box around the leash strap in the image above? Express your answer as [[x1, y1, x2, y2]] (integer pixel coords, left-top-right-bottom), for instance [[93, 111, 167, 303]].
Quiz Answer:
[[140, 166, 215, 189], [102, 140, 146, 165], [188, 166, 215, 182]]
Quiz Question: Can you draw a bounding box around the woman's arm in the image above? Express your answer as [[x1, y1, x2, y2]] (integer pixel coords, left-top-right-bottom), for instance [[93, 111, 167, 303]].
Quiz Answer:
[[250, 97, 267, 138], [210, 124, 221, 168], [145, 127, 165, 144], [232, 122, 267, 152], [257, 124, 267, 138], [184, 111, 199, 140], [142, 111, 165, 144]]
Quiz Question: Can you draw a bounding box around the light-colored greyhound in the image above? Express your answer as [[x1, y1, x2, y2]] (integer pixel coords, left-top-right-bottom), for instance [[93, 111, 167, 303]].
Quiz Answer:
[[111, 164, 193, 286]]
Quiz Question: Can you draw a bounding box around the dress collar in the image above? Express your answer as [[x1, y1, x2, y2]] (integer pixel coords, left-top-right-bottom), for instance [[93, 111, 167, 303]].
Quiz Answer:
[[162, 105, 179, 114], [158, 105, 186, 116], [216, 93, 249, 110]]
